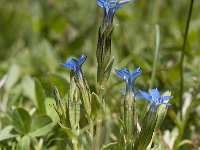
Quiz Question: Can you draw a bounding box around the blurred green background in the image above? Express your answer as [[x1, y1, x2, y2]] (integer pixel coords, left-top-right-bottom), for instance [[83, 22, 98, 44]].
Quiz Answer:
[[0, 0, 200, 149]]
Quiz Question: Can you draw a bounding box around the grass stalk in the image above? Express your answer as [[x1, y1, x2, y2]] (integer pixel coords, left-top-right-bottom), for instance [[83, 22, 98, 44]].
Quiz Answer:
[[150, 24, 160, 89], [179, 0, 194, 120], [139, 25, 160, 123]]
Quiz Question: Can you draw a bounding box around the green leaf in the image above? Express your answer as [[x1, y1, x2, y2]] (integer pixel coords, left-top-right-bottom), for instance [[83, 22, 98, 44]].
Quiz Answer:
[[45, 97, 60, 124], [5, 64, 20, 91], [21, 75, 35, 102], [103, 56, 114, 85], [117, 116, 125, 130], [134, 111, 157, 150], [91, 92, 102, 117], [12, 107, 31, 134], [58, 122, 76, 141], [101, 142, 118, 150], [34, 78, 46, 115], [29, 115, 53, 137], [0, 126, 18, 141], [19, 135, 30, 150], [53, 86, 68, 126], [68, 77, 80, 128]]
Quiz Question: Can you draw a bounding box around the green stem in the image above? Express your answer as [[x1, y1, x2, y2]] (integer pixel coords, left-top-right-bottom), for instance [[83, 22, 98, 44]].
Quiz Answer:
[[94, 87, 103, 150], [94, 114, 103, 150], [179, 0, 194, 120], [124, 89, 135, 148], [89, 118, 94, 140], [72, 140, 78, 150]]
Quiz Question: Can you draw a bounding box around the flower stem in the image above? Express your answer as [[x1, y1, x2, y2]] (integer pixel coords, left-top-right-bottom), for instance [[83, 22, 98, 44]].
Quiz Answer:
[[179, 0, 194, 120], [94, 87, 103, 150], [72, 140, 78, 150], [124, 89, 135, 148], [94, 114, 103, 150]]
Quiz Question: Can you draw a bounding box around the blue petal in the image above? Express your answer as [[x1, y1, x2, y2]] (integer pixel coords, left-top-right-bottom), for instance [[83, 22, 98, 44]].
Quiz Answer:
[[131, 67, 142, 79], [61, 59, 77, 69], [115, 0, 130, 10], [78, 54, 87, 66], [109, 0, 118, 9], [97, 0, 105, 7], [115, 69, 125, 79], [132, 67, 141, 74], [61, 63, 74, 69], [98, 0, 129, 13], [161, 96, 173, 101], [134, 88, 144, 100], [123, 68, 131, 75], [122, 68, 131, 80], [150, 88, 160, 98], [139, 90, 152, 101]]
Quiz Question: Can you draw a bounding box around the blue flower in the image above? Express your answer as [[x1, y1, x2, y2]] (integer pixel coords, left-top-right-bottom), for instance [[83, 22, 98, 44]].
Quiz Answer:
[[97, 0, 129, 24], [115, 67, 142, 91], [139, 88, 173, 112], [61, 54, 87, 79]]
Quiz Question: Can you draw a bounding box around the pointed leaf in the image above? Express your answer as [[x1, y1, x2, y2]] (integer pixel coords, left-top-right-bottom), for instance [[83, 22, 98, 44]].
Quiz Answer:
[[134, 111, 157, 150], [34, 78, 46, 114], [0, 126, 18, 141], [91, 92, 102, 117], [58, 122, 76, 141], [103, 56, 114, 85], [12, 107, 31, 134]]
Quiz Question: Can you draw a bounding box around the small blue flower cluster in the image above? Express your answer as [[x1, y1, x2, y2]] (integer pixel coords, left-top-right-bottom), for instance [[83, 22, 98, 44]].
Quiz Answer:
[[115, 67, 172, 112], [62, 54, 173, 112]]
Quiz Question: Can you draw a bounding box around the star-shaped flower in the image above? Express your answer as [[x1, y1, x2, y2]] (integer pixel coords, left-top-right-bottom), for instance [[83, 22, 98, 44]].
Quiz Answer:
[[97, 0, 130, 24], [61, 54, 87, 78], [115, 67, 142, 91], [139, 88, 173, 112]]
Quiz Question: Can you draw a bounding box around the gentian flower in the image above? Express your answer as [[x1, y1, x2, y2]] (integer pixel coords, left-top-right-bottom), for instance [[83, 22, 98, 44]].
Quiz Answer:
[[115, 67, 142, 92], [139, 88, 173, 112], [62, 54, 91, 115], [97, 0, 129, 25], [61, 54, 87, 79]]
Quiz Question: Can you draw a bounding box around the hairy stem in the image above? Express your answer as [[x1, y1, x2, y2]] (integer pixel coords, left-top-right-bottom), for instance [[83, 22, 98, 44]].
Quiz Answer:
[[94, 88, 103, 150]]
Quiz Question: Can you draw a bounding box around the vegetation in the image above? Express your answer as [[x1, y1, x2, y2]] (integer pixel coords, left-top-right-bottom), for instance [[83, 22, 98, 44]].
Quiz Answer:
[[0, 0, 200, 149]]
